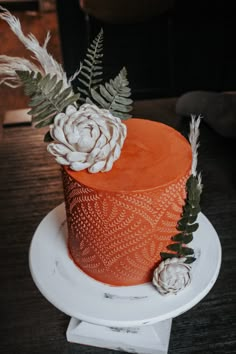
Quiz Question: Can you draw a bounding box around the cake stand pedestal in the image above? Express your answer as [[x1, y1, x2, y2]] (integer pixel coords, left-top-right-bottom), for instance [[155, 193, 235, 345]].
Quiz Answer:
[[67, 317, 172, 354], [29, 203, 221, 354]]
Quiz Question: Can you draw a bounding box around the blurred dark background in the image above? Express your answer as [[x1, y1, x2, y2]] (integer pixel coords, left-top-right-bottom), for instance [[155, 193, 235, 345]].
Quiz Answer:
[[56, 0, 236, 100]]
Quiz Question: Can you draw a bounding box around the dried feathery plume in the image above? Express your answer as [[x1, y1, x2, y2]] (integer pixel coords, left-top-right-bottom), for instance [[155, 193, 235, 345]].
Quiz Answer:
[[0, 6, 71, 90], [0, 55, 40, 87], [68, 68, 81, 85], [197, 172, 203, 194], [189, 114, 202, 176]]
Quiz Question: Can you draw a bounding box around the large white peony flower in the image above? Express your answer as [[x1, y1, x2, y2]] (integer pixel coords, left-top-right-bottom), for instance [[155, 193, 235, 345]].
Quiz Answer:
[[152, 257, 192, 295], [47, 104, 127, 173]]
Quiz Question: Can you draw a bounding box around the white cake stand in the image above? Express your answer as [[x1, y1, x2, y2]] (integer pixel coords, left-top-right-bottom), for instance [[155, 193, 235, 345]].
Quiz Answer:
[[29, 203, 221, 354]]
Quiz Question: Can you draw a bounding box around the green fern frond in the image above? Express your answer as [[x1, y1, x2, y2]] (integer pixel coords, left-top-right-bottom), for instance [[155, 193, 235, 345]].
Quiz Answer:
[[88, 67, 133, 120], [77, 29, 103, 102], [160, 175, 202, 264], [16, 70, 80, 128]]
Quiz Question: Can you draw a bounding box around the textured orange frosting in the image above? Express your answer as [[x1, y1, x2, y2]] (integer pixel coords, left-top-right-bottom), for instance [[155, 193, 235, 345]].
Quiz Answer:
[[62, 118, 192, 286]]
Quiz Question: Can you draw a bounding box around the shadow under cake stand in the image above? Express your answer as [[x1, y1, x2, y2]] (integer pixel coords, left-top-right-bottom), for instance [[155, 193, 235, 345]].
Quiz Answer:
[[29, 203, 221, 354]]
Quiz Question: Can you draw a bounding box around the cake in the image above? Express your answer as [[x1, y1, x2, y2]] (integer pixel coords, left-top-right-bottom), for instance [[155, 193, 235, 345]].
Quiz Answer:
[[0, 8, 202, 295], [62, 118, 192, 286]]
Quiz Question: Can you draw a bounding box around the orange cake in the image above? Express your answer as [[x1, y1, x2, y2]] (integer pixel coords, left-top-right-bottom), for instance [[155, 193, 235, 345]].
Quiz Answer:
[[0, 8, 201, 297], [62, 118, 192, 286]]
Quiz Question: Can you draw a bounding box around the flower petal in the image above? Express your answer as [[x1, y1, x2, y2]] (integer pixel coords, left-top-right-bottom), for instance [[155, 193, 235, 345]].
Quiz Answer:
[[113, 144, 121, 160], [65, 105, 77, 116], [70, 161, 92, 171], [103, 155, 114, 172], [47, 143, 72, 156], [55, 156, 70, 165], [88, 160, 106, 173], [53, 112, 67, 128], [52, 126, 68, 145], [67, 132, 80, 145], [66, 151, 87, 162]]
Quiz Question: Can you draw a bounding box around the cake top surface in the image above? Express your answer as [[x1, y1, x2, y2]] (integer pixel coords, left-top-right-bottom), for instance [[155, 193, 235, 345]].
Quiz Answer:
[[65, 118, 192, 192]]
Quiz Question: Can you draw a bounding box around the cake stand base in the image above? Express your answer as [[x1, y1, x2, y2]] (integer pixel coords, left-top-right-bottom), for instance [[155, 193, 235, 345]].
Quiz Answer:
[[67, 317, 172, 354], [29, 204, 221, 354]]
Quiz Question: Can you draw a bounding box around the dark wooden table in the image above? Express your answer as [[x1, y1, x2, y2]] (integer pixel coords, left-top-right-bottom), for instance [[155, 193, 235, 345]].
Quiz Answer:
[[0, 99, 236, 353]]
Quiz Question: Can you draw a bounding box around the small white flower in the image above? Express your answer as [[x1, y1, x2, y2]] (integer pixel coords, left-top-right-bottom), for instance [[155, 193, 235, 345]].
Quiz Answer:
[[47, 103, 127, 173], [152, 257, 192, 295]]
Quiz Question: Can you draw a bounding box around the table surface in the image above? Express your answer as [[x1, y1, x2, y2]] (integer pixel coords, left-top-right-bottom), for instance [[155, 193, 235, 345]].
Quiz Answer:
[[0, 99, 236, 353]]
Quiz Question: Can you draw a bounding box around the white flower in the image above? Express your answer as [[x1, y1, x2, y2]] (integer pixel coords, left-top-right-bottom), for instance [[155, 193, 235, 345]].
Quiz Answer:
[[47, 104, 127, 173], [152, 257, 192, 295]]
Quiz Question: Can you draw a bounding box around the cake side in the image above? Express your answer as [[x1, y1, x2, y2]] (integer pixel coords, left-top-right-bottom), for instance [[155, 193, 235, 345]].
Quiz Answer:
[[62, 119, 192, 286]]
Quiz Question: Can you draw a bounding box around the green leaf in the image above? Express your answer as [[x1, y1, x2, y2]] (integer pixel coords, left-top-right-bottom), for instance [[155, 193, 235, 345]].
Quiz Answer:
[[44, 130, 53, 142], [48, 80, 64, 99], [181, 247, 194, 256], [190, 205, 201, 215], [188, 214, 198, 223], [171, 233, 185, 242], [39, 73, 50, 89], [32, 106, 56, 122], [186, 175, 202, 204], [186, 175, 198, 190], [161, 174, 201, 266], [177, 216, 189, 228], [177, 220, 199, 232], [28, 99, 52, 115], [29, 95, 45, 107], [176, 223, 187, 232], [115, 96, 133, 105], [181, 213, 198, 224], [171, 233, 193, 244], [75, 30, 133, 118], [54, 86, 72, 103], [160, 252, 178, 260], [90, 87, 109, 108], [182, 234, 193, 244], [34, 114, 56, 128], [78, 87, 89, 97], [57, 93, 81, 111], [185, 223, 199, 233], [167, 243, 182, 253], [16, 70, 79, 128], [45, 74, 57, 92], [184, 257, 196, 264], [183, 203, 201, 216], [77, 29, 104, 102], [90, 67, 133, 120]]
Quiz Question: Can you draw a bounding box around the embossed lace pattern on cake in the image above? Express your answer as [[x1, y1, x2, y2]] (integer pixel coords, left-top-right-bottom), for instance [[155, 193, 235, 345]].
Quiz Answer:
[[62, 170, 188, 286]]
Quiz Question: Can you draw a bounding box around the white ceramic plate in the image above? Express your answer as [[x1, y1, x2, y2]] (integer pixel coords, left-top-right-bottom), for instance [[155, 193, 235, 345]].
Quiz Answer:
[[29, 203, 221, 327]]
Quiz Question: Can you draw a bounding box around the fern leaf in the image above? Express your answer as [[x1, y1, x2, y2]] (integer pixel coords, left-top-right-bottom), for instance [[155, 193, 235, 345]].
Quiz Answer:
[[45, 74, 57, 91], [85, 97, 94, 105], [28, 99, 51, 115], [90, 88, 109, 108], [29, 95, 45, 106], [54, 86, 72, 103], [16, 70, 80, 127], [35, 114, 56, 128], [78, 88, 89, 100], [33, 107, 56, 122], [57, 93, 80, 111], [77, 29, 104, 102], [90, 67, 133, 120], [47, 80, 64, 99], [80, 70, 91, 82]]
